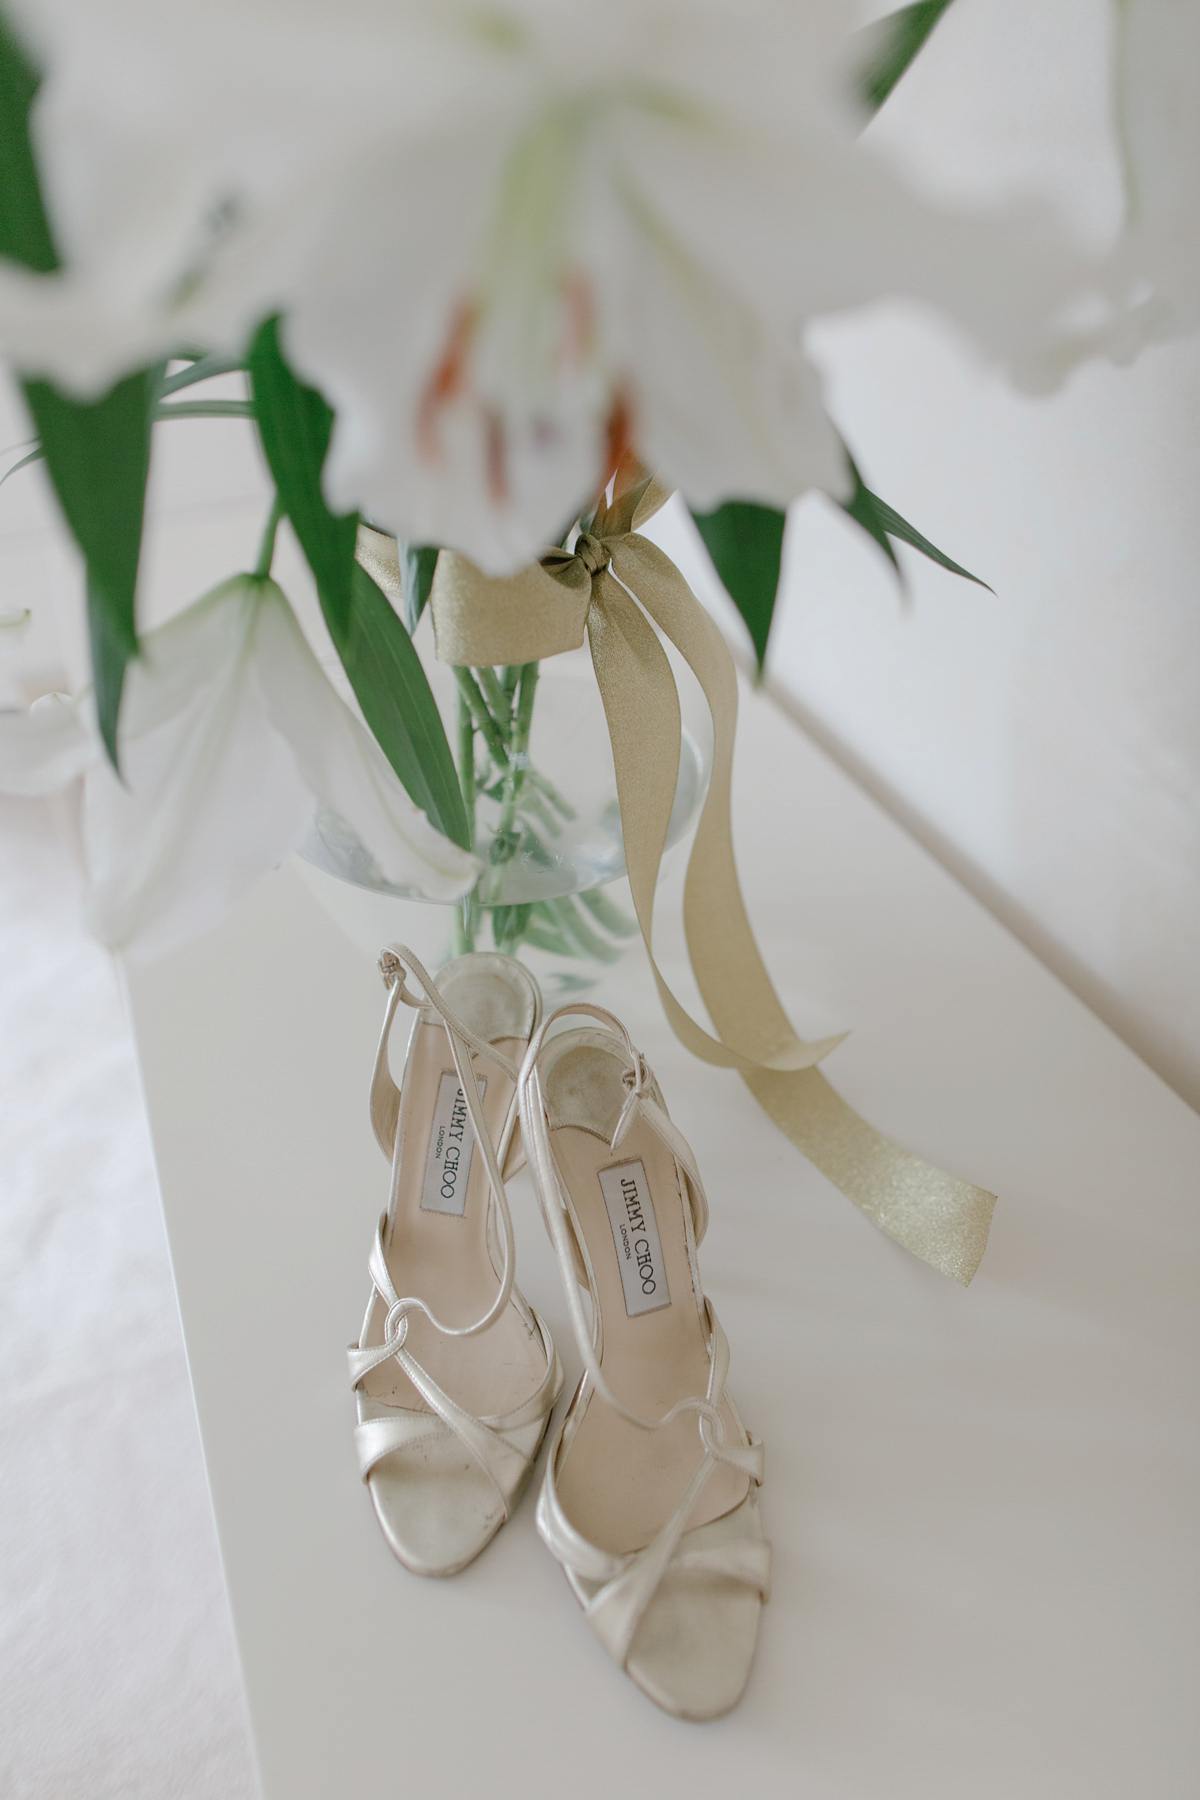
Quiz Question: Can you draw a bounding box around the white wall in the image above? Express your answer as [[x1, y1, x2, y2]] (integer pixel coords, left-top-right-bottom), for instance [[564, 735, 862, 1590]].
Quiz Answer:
[[657, 0, 1200, 1111], [781, 321, 1200, 1110]]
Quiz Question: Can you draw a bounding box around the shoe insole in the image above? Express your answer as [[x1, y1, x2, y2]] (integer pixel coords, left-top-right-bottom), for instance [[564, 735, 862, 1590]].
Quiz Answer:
[[544, 1040, 750, 1557], [360, 1017, 547, 1421]]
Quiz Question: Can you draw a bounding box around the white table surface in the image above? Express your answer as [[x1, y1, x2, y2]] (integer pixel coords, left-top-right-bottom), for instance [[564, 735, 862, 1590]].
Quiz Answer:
[[125, 680, 1200, 1800]]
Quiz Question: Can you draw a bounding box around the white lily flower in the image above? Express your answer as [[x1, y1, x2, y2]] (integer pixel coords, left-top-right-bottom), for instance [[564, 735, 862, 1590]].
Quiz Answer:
[[0, 575, 479, 960], [1, 0, 1084, 571]]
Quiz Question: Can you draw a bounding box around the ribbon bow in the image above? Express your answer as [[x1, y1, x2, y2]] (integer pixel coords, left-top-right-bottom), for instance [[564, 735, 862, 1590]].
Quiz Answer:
[[420, 472, 995, 1284]]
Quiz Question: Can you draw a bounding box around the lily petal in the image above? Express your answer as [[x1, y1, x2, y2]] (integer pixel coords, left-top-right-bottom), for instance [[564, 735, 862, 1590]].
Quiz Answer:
[[74, 575, 479, 961], [81, 577, 314, 960], [250, 582, 480, 902]]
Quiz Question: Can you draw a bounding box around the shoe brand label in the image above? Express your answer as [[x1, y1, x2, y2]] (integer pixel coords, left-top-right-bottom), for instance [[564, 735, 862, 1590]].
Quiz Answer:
[[598, 1159, 671, 1318], [420, 1072, 486, 1216]]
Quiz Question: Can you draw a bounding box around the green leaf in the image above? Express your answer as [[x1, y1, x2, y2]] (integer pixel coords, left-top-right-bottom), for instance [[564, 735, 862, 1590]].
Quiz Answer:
[[544, 895, 623, 963], [339, 564, 472, 849], [247, 314, 359, 640], [519, 914, 578, 959], [249, 316, 470, 845], [22, 367, 159, 766], [690, 499, 787, 672], [397, 541, 440, 635], [490, 902, 532, 953], [2, 22, 157, 766], [0, 13, 58, 272], [577, 884, 639, 938], [83, 574, 133, 768], [841, 451, 990, 590], [841, 454, 901, 578], [858, 0, 957, 114]]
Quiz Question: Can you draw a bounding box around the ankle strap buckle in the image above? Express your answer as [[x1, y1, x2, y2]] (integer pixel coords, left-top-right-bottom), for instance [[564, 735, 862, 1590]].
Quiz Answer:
[[378, 948, 424, 1008], [611, 1049, 654, 1149]]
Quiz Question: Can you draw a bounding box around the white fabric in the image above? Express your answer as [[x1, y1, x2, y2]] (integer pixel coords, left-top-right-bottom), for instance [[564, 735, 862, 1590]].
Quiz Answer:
[[0, 795, 258, 1799]]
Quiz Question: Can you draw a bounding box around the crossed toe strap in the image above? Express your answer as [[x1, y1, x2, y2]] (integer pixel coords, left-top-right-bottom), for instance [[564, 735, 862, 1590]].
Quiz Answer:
[[352, 1332, 561, 1517], [536, 1303, 769, 1669], [537, 1406, 769, 1670], [349, 1216, 562, 1518]]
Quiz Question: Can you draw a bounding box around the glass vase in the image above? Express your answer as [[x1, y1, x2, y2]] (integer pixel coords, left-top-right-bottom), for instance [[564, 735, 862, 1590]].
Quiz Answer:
[[295, 642, 709, 990]]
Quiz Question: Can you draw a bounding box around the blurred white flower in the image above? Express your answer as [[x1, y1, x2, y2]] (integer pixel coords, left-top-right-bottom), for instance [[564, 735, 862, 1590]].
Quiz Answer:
[[1110, 0, 1200, 349], [0, 574, 479, 959], [0, 606, 31, 637], [0, 687, 91, 791], [1015, 0, 1200, 386], [2, 0, 1083, 569]]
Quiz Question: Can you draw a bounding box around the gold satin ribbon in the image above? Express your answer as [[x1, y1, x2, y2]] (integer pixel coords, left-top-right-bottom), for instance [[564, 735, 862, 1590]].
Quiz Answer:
[[420, 478, 996, 1284]]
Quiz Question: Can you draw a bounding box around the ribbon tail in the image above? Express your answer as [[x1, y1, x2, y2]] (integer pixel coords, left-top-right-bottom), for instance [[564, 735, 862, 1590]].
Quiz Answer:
[[747, 1066, 994, 1284], [586, 568, 835, 1077], [611, 535, 996, 1285]]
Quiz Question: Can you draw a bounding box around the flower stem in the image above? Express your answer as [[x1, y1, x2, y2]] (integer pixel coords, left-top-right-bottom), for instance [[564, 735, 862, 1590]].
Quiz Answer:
[[453, 659, 543, 953], [529, 766, 577, 820], [254, 495, 284, 578], [451, 892, 477, 956], [454, 666, 510, 767], [490, 662, 538, 858], [513, 661, 539, 782], [457, 684, 476, 849], [477, 666, 512, 729]]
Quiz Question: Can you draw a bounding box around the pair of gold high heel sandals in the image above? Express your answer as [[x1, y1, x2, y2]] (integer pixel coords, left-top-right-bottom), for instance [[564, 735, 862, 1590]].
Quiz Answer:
[[349, 946, 770, 1722]]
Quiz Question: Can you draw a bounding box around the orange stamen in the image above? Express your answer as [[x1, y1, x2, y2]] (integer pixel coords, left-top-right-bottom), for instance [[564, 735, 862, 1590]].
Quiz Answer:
[[559, 271, 595, 368], [485, 408, 508, 505], [602, 390, 635, 492], [417, 301, 477, 460]]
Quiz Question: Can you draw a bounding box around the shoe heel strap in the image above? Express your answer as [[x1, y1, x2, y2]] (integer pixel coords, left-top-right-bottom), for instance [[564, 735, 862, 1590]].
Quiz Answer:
[[370, 945, 522, 1159], [369, 945, 521, 1342]]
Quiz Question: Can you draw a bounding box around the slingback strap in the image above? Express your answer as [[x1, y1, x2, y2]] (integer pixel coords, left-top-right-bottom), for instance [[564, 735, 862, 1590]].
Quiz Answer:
[[368, 946, 520, 1342], [371, 946, 521, 1159], [518, 1002, 726, 1436], [610, 1050, 710, 1245]]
